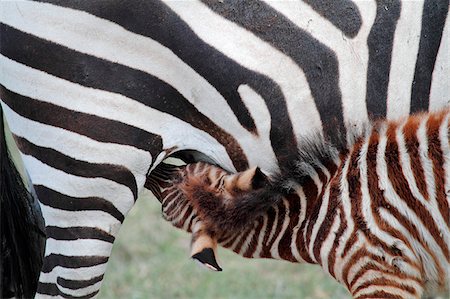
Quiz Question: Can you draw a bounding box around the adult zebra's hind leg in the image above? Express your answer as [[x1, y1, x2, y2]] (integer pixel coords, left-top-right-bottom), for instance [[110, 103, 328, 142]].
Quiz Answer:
[[34, 186, 128, 298], [26, 155, 147, 298], [4, 119, 151, 298]]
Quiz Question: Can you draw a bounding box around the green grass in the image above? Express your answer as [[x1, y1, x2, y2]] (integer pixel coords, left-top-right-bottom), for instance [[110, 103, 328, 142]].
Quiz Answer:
[[100, 190, 349, 299]]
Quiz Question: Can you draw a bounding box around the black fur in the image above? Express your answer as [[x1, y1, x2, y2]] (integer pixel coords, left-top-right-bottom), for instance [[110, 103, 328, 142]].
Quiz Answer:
[[1, 106, 44, 298], [251, 167, 269, 190], [271, 134, 336, 194], [274, 127, 370, 193], [192, 248, 222, 271]]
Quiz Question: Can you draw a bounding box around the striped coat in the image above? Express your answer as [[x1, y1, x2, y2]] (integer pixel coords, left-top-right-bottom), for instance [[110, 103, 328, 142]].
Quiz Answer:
[[0, 1, 448, 297], [152, 109, 450, 298]]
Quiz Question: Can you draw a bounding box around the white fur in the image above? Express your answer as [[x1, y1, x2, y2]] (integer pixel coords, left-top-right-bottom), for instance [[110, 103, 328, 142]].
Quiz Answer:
[[430, 15, 450, 110], [2, 104, 150, 187], [386, 2, 423, 119], [319, 209, 341, 274], [44, 239, 112, 258], [308, 182, 331, 263], [333, 153, 356, 282]]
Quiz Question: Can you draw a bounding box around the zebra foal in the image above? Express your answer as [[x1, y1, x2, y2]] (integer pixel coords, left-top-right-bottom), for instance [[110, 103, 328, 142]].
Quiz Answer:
[[150, 109, 450, 299]]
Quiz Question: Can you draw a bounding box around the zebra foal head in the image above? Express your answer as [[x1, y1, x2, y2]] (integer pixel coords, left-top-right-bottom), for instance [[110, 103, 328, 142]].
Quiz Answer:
[[148, 161, 280, 271]]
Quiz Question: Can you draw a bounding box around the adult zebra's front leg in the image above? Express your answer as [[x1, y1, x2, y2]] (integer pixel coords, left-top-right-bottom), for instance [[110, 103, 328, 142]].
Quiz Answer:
[[2, 103, 154, 298]]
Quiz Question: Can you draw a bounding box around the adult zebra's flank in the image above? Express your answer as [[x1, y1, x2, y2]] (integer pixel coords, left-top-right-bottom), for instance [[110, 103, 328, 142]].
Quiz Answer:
[[0, 0, 448, 298]]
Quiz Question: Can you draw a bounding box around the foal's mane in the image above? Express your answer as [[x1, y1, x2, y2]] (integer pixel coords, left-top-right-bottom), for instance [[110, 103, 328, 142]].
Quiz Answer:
[[274, 123, 371, 193]]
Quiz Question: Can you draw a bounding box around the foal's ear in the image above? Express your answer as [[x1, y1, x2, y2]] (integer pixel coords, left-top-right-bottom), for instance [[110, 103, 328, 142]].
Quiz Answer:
[[236, 166, 268, 191], [251, 167, 268, 189]]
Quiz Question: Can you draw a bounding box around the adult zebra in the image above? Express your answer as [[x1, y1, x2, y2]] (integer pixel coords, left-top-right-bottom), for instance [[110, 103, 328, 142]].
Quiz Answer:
[[0, 0, 448, 298]]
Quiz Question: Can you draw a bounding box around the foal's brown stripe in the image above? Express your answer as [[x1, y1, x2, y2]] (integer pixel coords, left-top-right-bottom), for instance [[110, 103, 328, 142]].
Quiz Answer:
[[351, 257, 422, 286], [342, 141, 364, 257], [295, 178, 318, 263], [221, 232, 239, 249], [352, 276, 418, 296], [328, 205, 347, 279], [260, 207, 277, 258], [233, 226, 253, 254], [426, 112, 450, 227], [278, 194, 301, 262], [296, 229, 314, 263], [349, 253, 422, 296], [165, 200, 189, 226], [402, 117, 429, 201], [244, 217, 264, 258], [265, 203, 287, 255], [345, 250, 420, 296], [342, 247, 368, 288], [294, 207, 314, 263], [354, 291, 403, 299], [186, 207, 197, 234], [366, 126, 443, 279], [173, 201, 191, 226], [162, 189, 187, 214], [313, 166, 344, 265], [305, 169, 328, 249]]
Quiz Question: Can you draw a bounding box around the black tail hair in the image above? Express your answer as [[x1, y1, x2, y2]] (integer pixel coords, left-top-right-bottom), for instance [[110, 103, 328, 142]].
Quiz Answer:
[[1, 106, 44, 298]]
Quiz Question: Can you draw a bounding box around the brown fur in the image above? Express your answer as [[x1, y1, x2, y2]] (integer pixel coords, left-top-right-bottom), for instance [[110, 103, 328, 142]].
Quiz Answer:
[[148, 108, 450, 298], [149, 162, 281, 268]]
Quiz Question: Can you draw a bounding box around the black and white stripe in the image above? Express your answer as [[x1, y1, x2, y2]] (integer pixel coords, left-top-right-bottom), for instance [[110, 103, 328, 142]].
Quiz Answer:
[[0, 0, 448, 297]]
